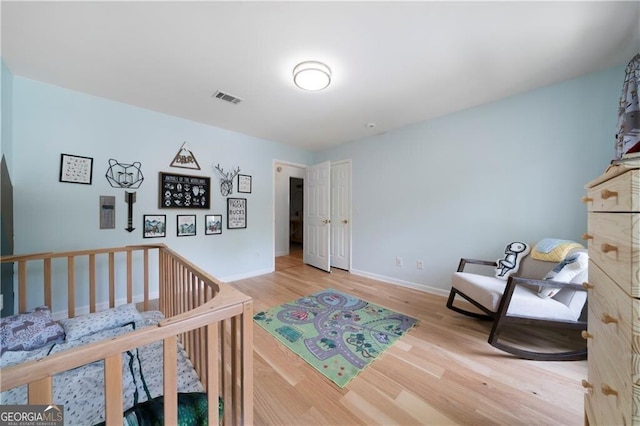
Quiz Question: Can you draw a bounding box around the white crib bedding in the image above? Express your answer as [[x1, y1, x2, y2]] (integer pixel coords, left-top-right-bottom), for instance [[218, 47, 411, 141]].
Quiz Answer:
[[0, 311, 203, 425]]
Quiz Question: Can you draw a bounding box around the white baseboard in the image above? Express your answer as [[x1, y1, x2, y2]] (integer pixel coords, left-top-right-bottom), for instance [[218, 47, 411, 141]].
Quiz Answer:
[[275, 250, 289, 257], [221, 267, 274, 283], [349, 269, 450, 298]]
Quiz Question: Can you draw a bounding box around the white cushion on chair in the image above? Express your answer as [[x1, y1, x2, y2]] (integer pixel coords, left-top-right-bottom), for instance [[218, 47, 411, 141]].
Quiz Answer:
[[451, 272, 584, 322]]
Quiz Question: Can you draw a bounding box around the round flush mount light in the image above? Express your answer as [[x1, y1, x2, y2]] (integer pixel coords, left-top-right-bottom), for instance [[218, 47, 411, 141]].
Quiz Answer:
[[293, 61, 332, 91]]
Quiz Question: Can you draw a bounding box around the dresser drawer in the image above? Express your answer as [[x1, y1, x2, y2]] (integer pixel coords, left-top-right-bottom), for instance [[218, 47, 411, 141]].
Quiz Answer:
[[585, 261, 635, 424], [587, 212, 640, 297], [585, 169, 640, 212]]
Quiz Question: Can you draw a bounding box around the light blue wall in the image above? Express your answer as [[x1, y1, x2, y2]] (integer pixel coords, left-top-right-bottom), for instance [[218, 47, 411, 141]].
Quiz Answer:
[[12, 77, 312, 293], [8, 63, 627, 305], [317, 64, 625, 294], [1, 60, 13, 175]]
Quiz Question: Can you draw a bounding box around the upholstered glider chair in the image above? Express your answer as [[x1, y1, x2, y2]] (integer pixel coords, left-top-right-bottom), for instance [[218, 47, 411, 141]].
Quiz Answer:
[[446, 239, 588, 361]]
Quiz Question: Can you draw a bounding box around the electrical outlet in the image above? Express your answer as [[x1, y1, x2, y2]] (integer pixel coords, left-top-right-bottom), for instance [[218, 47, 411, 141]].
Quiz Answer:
[[396, 257, 403, 267], [417, 260, 424, 270]]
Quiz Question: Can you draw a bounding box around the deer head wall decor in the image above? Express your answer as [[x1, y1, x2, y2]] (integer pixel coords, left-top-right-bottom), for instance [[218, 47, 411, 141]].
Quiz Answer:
[[213, 164, 241, 196]]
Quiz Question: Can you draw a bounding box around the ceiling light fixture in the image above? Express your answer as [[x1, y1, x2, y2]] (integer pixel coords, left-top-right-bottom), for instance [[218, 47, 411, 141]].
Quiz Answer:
[[293, 61, 332, 91]]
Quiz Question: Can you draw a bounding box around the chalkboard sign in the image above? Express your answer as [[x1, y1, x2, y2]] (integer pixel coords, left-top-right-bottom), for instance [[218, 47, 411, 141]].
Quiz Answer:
[[159, 172, 211, 209]]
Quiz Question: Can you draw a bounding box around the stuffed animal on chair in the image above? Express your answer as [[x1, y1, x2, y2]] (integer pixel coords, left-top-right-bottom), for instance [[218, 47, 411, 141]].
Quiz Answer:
[[495, 241, 530, 279]]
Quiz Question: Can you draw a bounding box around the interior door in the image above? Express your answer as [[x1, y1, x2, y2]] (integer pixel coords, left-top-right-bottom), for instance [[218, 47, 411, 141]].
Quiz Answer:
[[304, 161, 331, 272], [330, 161, 351, 270]]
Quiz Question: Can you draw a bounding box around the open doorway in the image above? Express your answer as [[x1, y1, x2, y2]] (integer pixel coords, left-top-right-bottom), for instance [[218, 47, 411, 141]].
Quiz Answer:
[[289, 177, 303, 256]]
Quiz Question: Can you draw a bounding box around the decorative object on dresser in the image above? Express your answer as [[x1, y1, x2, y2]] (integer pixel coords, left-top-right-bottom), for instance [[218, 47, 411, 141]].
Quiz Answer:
[[614, 53, 640, 160], [582, 159, 640, 426], [446, 239, 588, 361]]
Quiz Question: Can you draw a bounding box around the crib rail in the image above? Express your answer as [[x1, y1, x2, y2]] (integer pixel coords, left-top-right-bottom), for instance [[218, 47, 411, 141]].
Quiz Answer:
[[0, 244, 253, 426]]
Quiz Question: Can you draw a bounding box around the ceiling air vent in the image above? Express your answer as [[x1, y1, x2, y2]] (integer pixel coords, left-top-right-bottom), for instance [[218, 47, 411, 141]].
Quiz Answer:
[[212, 90, 243, 105]]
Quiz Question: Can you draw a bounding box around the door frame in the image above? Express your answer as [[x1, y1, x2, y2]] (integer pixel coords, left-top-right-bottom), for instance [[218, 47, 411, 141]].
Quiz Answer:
[[272, 159, 352, 272], [272, 160, 307, 266]]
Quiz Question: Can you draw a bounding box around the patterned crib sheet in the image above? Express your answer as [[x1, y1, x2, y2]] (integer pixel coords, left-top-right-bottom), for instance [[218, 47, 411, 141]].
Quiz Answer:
[[0, 311, 203, 425]]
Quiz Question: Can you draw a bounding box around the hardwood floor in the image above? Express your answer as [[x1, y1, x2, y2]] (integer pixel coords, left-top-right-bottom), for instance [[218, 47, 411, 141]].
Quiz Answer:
[[230, 253, 587, 425]]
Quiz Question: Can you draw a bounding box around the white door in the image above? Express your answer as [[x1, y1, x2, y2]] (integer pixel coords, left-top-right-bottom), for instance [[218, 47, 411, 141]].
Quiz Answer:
[[304, 161, 331, 272], [331, 161, 351, 270]]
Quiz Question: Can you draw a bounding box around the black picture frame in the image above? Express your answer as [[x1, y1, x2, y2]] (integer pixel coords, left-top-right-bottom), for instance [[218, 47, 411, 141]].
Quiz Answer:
[[237, 174, 252, 194], [177, 214, 196, 237], [143, 215, 166, 238], [205, 214, 223, 235], [159, 172, 211, 209], [59, 153, 93, 184], [227, 198, 247, 229]]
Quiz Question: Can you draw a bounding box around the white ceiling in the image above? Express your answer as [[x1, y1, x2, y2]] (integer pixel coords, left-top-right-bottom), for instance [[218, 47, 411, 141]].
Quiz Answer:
[[2, 1, 639, 151]]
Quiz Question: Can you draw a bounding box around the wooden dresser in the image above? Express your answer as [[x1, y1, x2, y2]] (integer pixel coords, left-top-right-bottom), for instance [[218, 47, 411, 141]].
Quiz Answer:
[[583, 162, 640, 425]]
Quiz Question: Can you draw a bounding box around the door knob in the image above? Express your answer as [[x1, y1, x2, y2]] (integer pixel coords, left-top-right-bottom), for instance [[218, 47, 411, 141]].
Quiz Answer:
[[342, 219, 348, 224], [322, 219, 330, 224]]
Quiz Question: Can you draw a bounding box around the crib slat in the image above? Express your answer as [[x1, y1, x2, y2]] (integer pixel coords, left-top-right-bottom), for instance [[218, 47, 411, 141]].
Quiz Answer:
[[104, 354, 123, 426], [89, 254, 96, 313], [28, 377, 52, 404], [207, 322, 219, 426], [18, 260, 26, 313], [163, 336, 178, 426], [44, 259, 52, 311], [67, 256, 75, 318], [109, 252, 115, 308], [126, 250, 133, 304], [143, 249, 149, 311], [241, 300, 254, 425]]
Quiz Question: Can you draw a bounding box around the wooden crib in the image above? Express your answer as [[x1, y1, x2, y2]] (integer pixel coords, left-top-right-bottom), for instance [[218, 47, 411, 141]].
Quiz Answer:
[[0, 244, 253, 425]]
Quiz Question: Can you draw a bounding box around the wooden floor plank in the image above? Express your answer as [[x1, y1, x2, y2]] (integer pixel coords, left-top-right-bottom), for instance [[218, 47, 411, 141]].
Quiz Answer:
[[230, 250, 586, 425]]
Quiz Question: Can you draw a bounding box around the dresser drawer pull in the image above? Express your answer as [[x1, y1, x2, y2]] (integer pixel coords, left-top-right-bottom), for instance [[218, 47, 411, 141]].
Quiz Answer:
[[581, 379, 593, 389], [581, 330, 593, 339], [601, 189, 618, 199], [601, 384, 618, 397], [601, 313, 619, 324], [582, 282, 593, 290], [581, 196, 593, 204], [582, 233, 593, 241], [601, 243, 618, 254]]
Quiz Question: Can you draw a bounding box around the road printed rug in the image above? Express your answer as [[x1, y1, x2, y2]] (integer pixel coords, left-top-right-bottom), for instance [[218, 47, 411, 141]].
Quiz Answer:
[[253, 288, 419, 387]]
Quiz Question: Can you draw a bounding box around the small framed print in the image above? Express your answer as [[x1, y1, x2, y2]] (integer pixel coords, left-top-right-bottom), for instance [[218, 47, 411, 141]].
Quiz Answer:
[[177, 214, 196, 237], [205, 214, 223, 235], [143, 215, 166, 238], [59, 153, 93, 184], [227, 198, 247, 229], [237, 174, 252, 194]]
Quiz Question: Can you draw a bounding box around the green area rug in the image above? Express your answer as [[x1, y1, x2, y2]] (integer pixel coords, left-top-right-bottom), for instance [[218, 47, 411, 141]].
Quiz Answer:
[[253, 288, 419, 387]]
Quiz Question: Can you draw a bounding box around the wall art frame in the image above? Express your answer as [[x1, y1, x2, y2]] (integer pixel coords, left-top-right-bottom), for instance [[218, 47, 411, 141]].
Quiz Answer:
[[59, 153, 93, 185], [159, 172, 211, 209], [177, 214, 197, 237], [227, 198, 247, 229], [205, 214, 223, 235], [143, 215, 166, 238], [237, 174, 252, 194]]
